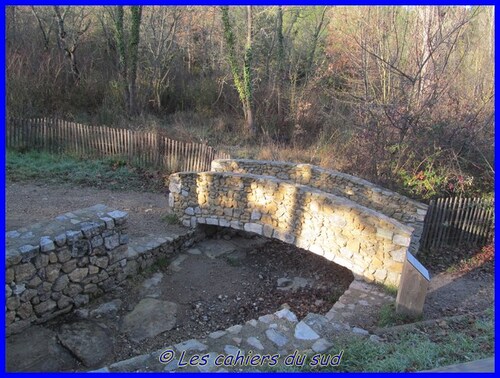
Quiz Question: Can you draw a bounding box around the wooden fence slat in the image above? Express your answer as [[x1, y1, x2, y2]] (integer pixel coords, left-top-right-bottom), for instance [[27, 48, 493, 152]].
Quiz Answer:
[[433, 197, 448, 249], [472, 200, 488, 246], [9, 117, 231, 177], [458, 198, 474, 245], [434, 197, 448, 248], [444, 196, 459, 246], [429, 198, 442, 249], [466, 198, 482, 245]]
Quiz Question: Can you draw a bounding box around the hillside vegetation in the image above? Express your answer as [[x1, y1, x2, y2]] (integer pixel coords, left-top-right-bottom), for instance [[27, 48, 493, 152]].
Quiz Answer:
[[7, 6, 494, 200]]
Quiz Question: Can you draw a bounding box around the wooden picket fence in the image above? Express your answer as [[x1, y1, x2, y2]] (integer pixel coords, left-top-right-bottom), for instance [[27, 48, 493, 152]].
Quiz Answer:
[[420, 196, 494, 251], [6, 117, 230, 173]]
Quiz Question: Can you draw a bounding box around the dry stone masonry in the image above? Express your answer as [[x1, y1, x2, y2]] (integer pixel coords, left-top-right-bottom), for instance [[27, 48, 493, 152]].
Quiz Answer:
[[5, 204, 196, 335], [169, 159, 430, 315], [211, 159, 428, 254]]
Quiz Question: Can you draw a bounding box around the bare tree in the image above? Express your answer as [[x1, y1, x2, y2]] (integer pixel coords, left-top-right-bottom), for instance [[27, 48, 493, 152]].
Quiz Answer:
[[112, 5, 143, 116], [142, 6, 181, 112], [220, 6, 256, 136], [53, 6, 90, 85]]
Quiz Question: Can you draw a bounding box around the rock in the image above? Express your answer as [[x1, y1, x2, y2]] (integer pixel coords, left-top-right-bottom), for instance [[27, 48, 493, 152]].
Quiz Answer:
[[12, 283, 26, 296], [122, 298, 177, 342], [224, 345, 243, 355], [69, 268, 88, 283], [277, 277, 293, 290], [294, 321, 320, 340], [15, 263, 36, 282], [174, 339, 207, 352], [52, 275, 69, 292], [17, 302, 34, 320], [57, 248, 72, 263], [45, 264, 61, 282], [197, 352, 219, 373], [352, 327, 369, 335], [208, 330, 226, 339], [58, 321, 113, 367], [187, 248, 202, 255], [74, 308, 90, 319], [7, 296, 20, 311], [104, 234, 120, 250], [57, 295, 73, 310], [7, 326, 77, 372], [200, 239, 236, 259], [142, 273, 164, 290], [258, 314, 276, 324], [74, 294, 89, 307], [90, 299, 122, 317], [107, 210, 128, 225], [265, 329, 288, 347], [227, 324, 242, 334], [246, 337, 264, 350], [40, 237, 55, 253], [168, 255, 188, 272], [303, 313, 330, 335], [34, 300, 57, 316], [312, 338, 334, 353], [275, 308, 298, 322]]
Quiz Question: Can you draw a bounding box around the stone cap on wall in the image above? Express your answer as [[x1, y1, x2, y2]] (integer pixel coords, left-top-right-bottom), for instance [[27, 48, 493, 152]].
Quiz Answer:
[[170, 171, 414, 237], [6, 204, 128, 267], [211, 159, 428, 214]]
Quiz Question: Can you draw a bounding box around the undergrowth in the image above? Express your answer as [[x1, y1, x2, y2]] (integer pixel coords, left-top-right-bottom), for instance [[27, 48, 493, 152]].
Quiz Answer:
[[6, 150, 166, 192]]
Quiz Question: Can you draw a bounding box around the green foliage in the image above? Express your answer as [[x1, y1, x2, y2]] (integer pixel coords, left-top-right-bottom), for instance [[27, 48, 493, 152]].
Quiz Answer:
[[263, 312, 493, 372], [378, 303, 420, 327], [397, 163, 448, 200], [224, 255, 242, 267], [161, 213, 180, 225], [6, 150, 161, 192]]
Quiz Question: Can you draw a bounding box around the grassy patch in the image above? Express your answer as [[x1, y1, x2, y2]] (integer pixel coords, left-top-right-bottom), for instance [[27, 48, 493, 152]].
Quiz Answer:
[[6, 150, 165, 192], [257, 311, 493, 373], [161, 213, 180, 225], [378, 303, 420, 327], [224, 255, 242, 267]]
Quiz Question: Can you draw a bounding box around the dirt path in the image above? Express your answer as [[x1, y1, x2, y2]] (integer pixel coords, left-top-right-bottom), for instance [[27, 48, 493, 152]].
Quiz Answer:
[[6, 181, 184, 238]]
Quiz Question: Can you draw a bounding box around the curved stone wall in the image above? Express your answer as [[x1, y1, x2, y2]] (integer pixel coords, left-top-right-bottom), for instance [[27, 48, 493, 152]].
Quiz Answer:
[[211, 159, 428, 254], [168, 172, 415, 287]]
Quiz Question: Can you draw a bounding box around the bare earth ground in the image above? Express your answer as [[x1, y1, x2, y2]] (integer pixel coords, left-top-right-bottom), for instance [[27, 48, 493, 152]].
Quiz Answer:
[[5, 181, 494, 371]]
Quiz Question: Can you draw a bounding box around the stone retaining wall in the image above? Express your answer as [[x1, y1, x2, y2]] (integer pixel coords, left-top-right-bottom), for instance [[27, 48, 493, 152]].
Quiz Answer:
[[211, 159, 428, 254], [5, 204, 196, 335], [168, 172, 414, 288]]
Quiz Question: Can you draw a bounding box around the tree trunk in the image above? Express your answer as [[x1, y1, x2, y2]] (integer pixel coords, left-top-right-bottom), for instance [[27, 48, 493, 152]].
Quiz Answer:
[[113, 6, 130, 113], [220, 6, 256, 136], [128, 6, 142, 116], [53, 6, 81, 85], [244, 6, 255, 135], [276, 6, 285, 130]]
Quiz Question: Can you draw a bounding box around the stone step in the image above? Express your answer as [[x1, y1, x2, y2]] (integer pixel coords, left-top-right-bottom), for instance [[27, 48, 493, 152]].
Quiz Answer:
[[96, 306, 376, 373]]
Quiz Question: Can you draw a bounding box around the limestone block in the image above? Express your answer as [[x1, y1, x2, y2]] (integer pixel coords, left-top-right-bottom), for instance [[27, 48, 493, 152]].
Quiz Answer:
[[376, 228, 394, 240], [393, 234, 411, 247], [69, 268, 89, 283], [40, 237, 55, 253], [15, 262, 37, 282], [390, 248, 407, 263], [244, 223, 263, 235], [107, 210, 128, 226], [34, 300, 57, 316]]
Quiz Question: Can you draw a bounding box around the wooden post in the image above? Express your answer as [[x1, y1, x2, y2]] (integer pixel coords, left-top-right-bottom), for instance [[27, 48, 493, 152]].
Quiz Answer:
[[396, 251, 430, 317]]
